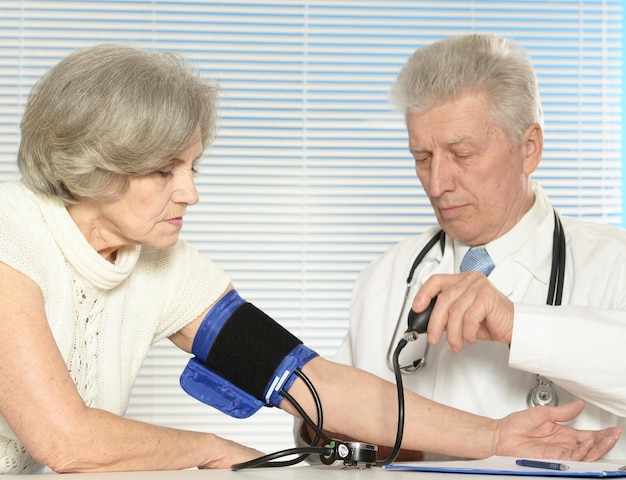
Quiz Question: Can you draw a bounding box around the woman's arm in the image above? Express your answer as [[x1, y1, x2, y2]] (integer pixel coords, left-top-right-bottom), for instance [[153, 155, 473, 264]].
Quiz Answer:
[[285, 357, 621, 461], [0, 263, 262, 473], [172, 285, 621, 464]]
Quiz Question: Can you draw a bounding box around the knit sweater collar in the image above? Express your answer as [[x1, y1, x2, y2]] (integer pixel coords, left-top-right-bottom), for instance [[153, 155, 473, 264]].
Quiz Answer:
[[36, 193, 141, 290]]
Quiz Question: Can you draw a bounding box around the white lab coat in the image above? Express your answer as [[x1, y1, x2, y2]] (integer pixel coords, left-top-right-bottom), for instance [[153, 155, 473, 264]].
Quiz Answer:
[[296, 184, 626, 460]]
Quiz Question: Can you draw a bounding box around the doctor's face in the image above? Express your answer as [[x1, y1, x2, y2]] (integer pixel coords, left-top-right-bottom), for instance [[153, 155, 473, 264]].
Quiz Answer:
[[406, 93, 540, 246]]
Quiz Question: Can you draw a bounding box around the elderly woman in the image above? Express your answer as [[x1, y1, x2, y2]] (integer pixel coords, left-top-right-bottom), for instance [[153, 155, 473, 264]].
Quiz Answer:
[[0, 44, 620, 474]]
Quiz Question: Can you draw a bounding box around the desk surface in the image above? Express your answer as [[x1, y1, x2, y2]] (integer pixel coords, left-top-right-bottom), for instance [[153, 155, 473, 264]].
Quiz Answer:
[[0, 465, 587, 479]]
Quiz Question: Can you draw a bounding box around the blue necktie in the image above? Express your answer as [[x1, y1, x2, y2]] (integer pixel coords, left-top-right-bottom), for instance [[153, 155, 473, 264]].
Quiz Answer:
[[460, 247, 495, 277]]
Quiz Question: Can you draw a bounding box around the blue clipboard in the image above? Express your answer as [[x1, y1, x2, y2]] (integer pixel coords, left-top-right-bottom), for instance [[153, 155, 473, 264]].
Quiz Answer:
[[384, 456, 626, 477]]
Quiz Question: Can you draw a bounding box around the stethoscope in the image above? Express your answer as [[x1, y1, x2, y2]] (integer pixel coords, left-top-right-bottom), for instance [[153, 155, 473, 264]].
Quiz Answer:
[[385, 210, 565, 408]]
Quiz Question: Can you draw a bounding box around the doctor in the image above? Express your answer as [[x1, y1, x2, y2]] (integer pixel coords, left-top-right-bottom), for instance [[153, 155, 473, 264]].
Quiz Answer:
[[296, 33, 626, 461]]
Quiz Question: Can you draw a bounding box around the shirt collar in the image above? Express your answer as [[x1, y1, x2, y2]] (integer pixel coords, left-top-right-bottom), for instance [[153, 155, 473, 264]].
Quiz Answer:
[[452, 182, 554, 284]]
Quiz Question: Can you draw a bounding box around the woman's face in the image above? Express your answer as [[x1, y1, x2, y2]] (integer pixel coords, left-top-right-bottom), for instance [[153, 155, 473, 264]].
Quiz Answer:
[[69, 135, 202, 259]]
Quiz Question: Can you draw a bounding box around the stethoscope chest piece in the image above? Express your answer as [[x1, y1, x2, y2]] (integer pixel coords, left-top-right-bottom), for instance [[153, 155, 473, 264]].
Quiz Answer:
[[527, 374, 559, 407]]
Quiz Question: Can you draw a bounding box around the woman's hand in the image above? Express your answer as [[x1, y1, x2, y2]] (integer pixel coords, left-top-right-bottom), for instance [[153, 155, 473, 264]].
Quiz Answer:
[[493, 400, 622, 461], [197, 435, 265, 469]]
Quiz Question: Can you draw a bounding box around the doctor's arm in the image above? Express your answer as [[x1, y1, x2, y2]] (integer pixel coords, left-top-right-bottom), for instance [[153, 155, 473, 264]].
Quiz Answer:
[[510, 303, 626, 417], [412, 271, 626, 416]]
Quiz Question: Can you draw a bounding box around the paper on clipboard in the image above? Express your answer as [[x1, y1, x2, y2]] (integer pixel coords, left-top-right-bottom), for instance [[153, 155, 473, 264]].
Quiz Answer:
[[383, 455, 626, 477]]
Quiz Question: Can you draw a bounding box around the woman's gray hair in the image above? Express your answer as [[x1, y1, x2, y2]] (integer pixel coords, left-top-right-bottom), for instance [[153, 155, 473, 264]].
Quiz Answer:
[[390, 33, 543, 145], [18, 43, 219, 204]]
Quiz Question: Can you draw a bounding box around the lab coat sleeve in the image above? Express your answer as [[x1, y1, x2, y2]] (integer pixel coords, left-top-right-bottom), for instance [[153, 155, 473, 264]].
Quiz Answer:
[[510, 303, 626, 417]]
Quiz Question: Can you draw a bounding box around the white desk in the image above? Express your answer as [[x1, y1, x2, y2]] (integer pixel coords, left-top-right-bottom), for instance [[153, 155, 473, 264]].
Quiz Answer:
[[0, 465, 575, 479]]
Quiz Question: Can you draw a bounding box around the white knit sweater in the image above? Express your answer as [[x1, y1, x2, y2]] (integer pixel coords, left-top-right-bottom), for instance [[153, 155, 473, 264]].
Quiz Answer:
[[0, 181, 230, 473]]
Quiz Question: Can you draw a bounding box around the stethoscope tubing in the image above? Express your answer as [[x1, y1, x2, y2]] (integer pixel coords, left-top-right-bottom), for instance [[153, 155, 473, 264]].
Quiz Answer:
[[385, 210, 565, 406]]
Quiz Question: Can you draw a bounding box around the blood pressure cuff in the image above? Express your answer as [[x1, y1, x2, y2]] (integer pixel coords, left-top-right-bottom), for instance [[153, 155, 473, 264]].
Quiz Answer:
[[180, 289, 318, 418]]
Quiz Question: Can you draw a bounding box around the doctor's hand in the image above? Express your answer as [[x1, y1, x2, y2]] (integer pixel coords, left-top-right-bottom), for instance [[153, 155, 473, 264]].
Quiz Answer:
[[494, 400, 622, 461], [411, 271, 514, 352]]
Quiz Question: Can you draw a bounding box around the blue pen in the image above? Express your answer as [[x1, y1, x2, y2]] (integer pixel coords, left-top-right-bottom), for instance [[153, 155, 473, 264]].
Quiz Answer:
[[516, 459, 569, 471]]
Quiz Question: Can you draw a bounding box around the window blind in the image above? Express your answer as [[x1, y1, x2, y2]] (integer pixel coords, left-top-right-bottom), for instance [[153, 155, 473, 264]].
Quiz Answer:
[[0, 0, 622, 456]]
